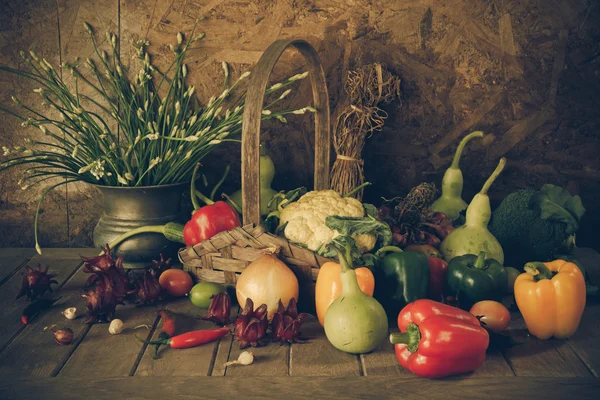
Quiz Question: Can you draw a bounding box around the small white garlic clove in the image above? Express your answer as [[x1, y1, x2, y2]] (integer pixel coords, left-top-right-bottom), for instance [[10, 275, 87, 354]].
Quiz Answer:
[[108, 319, 124, 335], [62, 307, 78, 320], [223, 351, 254, 367]]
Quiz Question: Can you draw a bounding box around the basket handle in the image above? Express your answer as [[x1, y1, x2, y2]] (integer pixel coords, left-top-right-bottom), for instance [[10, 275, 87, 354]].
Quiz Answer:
[[241, 39, 331, 226]]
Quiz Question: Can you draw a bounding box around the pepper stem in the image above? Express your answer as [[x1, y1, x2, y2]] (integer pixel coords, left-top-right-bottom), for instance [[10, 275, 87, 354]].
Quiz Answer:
[[524, 262, 553, 281], [343, 182, 371, 198], [104, 222, 185, 255], [451, 131, 484, 169], [375, 246, 404, 258], [389, 323, 421, 353], [473, 251, 487, 269], [480, 157, 506, 195], [222, 193, 242, 213], [209, 165, 231, 201]]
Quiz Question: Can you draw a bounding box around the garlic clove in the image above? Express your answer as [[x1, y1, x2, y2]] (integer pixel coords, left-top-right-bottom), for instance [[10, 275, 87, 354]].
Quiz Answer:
[[62, 307, 78, 320], [223, 351, 254, 367], [108, 319, 124, 335]]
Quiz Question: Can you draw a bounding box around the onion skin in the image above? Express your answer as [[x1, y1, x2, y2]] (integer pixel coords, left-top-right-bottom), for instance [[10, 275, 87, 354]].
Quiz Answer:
[[236, 254, 299, 319]]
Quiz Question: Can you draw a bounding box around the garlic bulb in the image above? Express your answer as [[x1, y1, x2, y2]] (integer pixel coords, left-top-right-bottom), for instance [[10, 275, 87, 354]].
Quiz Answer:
[[108, 319, 124, 335], [62, 307, 77, 320]]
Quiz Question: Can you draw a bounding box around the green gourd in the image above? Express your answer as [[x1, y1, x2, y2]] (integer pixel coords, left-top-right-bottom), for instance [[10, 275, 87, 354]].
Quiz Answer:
[[439, 157, 506, 264], [324, 245, 388, 354], [431, 131, 484, 220], [230, 146, 278, 216]]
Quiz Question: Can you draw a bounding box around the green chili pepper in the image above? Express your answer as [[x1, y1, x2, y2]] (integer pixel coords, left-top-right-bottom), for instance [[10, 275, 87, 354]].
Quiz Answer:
[[446, 251, 508, 309], [372, 246, 430, 319]]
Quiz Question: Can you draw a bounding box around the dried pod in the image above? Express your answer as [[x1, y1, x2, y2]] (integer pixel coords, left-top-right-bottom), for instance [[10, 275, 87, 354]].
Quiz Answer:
[[202, 292, 231, 326], [109, 319, 124, 335], [234, 298, 268, 349]]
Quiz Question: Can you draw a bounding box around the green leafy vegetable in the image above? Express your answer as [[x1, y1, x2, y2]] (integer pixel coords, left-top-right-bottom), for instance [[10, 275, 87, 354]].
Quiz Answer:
[[528, 184, 586, 234], [363, 204, 378, 218], [325, 215, 393, 248], [318, 235, 363, 266]]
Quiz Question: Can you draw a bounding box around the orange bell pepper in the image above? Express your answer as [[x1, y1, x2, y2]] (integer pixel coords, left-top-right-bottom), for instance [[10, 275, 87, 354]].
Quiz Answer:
[[315, 261, 375, 326], [514, 260, 586, 340]]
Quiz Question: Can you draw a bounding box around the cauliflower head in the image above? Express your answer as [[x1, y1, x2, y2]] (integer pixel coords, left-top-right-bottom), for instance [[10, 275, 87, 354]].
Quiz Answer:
[[278, 190, 376, 253]]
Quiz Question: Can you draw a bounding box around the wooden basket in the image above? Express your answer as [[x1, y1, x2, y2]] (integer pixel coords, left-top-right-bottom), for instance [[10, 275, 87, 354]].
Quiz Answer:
[[179, 39, 332, 304]]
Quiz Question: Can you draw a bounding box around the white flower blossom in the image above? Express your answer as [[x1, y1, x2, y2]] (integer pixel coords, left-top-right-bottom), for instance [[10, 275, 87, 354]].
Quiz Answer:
[[2, 146, 11, 156], [218, 89, 230, 99], [275, 115, 287, 123], [182, 64, 187, 77], [288, 71, 309, 81], [222, 61, 229, 79], [209, 140, 222, 145], [262, 110, 272, 115], [137, 108, 144, 121], [269, 83, 283, 91], [238, 71, 251, 81], [125, 172, 134, 181], [279, 89, 292, 100], [165, 149, 173, 160], [90, 159, 106, 180], [177, 32, 183, 45], [292, 108, 307, 115], [185, 135, 199, 142], [146, 133, 160, 141], [188, 115, 198, 126], [148, 157, 161, 169], [185, 150, 193, 159], [175, 102, 181, 115], [117, 174, 128, 185]]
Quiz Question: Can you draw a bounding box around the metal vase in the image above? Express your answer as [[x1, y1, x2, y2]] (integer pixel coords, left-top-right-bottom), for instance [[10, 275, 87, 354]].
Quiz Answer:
[[93, 183, 187, 269]]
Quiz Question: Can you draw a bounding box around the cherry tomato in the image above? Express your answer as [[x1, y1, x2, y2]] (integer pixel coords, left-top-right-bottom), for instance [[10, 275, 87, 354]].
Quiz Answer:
[[470, 300, 511, 333], [158, 269, 193, 297]]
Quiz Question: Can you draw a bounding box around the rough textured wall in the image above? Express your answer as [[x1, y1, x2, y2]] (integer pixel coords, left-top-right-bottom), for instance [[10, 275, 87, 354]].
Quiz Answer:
[[0, 0, 598, 251]]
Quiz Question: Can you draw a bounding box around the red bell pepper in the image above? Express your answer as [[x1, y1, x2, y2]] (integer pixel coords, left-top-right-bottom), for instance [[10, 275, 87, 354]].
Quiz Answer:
[[427, 256, 448, 301], [183, 164, 241, 246], [390, 299, 489, 378]]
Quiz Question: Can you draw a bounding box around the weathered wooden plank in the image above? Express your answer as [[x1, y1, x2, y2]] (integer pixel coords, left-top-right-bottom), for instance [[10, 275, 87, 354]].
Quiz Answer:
[[502, 313, 590, 377], [360, 328, 410, 377], [135, 297, 223, 377], [1, 376, 599, 400], [0, 248, 37, 287], [59, 303, 158, 377], [0, 249, 98, 377], [290, 317, 360, 376], [0, 249, 97, 355], [211, 305, 239, 377], [566, 247, 600, 377]]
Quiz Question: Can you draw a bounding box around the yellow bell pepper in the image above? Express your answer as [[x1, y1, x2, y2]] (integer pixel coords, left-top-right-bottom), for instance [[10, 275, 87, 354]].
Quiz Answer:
[[514, 260, 586, 340]]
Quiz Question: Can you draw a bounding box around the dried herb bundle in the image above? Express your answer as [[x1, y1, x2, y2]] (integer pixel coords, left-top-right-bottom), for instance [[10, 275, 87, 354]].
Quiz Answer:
[[330, 63, 401, 199]]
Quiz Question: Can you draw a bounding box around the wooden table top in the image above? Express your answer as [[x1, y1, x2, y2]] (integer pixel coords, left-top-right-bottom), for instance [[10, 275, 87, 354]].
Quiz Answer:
[[0, 247, 598, 400]]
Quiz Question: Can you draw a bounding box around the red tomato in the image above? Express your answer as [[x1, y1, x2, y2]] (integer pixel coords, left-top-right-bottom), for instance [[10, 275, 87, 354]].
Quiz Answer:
[[470, 300, 511, 333], [159, 269, 193, 297]]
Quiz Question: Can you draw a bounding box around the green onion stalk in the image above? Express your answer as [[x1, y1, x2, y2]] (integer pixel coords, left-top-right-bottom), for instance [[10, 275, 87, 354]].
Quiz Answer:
[[0, 19, 316, 254]]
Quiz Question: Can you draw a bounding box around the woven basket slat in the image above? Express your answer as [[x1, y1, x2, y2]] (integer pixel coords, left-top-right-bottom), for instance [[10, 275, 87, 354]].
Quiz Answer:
[[288, 244, 319, 267], [195, 268, 237, 286], [231, 246, 269, 262], [256, 233, 294, 258], [212, 257, 248, 273]]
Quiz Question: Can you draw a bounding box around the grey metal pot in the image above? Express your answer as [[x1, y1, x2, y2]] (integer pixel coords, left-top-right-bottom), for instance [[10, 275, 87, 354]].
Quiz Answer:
[[93, 182, 187, 269]]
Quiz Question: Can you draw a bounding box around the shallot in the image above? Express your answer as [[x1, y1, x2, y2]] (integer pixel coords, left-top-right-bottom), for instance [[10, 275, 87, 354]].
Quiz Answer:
[[109, 319, 124, 335]]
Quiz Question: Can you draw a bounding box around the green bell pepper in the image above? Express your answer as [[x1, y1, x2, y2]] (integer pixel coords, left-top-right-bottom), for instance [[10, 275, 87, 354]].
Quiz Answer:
[[372, 246, 430, 319], [446, 251, 508, 309]]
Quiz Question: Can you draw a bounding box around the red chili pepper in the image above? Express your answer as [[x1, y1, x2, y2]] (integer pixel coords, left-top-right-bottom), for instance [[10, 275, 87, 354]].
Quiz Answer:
[[390, 299, 489, 379], [137, 327, 230, 352], [154, 310, 176, 359], [427, 256, 448, 301], [182, 164, 241, 247]]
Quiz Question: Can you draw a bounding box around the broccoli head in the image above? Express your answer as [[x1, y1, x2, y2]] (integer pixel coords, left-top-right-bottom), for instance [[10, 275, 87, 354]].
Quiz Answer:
[[489, 186, 583, 268]]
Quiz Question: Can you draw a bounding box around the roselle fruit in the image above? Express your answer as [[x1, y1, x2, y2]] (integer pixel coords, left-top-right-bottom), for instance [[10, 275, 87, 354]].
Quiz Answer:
[[81, 245, 131, 323], [132, 270, 163, 305], [202, 292, 231, 326], [270, 298, 310, 345], [150, 254, 172, 278], [16, 264, 58, 301], [234, 298, 268, 349]]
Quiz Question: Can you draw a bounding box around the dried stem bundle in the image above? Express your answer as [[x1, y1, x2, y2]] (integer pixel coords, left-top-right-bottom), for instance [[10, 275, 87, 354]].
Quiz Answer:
[[330, 63, 401, 199]]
